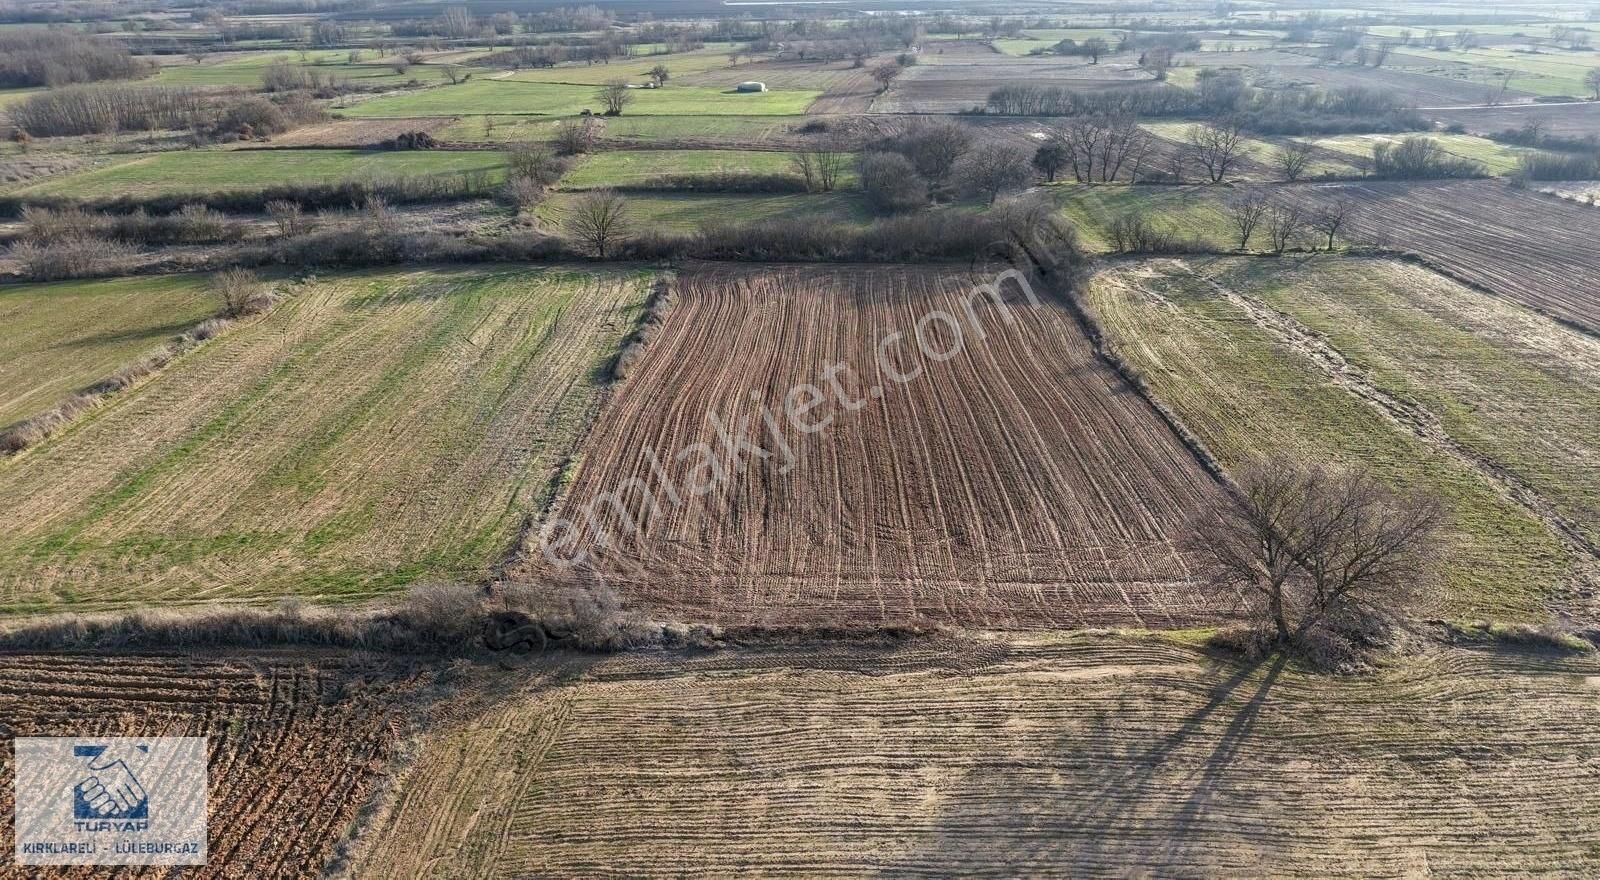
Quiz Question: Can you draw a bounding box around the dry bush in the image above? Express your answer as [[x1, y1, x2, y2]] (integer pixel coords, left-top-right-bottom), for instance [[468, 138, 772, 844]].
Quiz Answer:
[[212, 267, 273, 318], [858, 151, 927, 215], [8, 237, 138, 280], [266, 199, 308, 237], [506, 142, 568, 186], [553, 118, 599, 156]]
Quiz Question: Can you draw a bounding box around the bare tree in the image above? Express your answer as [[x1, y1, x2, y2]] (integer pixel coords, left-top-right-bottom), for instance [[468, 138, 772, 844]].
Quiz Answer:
[[1082, 37, 1109, 64], [1370, 40, 1395, 68], [956, 140, 1034, 205], [1187, 119, 1247, 183], [265, 200, 306, 238], [1191, 456, 1442, 652], [648, 64, 670, 86], [1139, 45, 1174, 80], [441, 63, 472, 84], [598, 79, 633, 116], [553, 118, 598, 155], [1275, 139, 1316, 182], [1265, 201, 1307, 253], [870, 62, 901, 92], [1226, 191, 1271, 250], [565, 189, 630, 258], [890, 119, 973, 189], [1587, 68, 1600, 101], [1311, 198, 1355, 251]]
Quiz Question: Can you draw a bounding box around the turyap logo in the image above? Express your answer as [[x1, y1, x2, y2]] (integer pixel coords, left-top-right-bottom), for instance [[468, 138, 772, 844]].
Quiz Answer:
[[13, 737, 206, 866], [71, 744, 151, 831]]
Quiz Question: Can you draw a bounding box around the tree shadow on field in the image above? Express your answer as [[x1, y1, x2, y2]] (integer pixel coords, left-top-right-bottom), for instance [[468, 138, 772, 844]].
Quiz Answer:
[[878, 652, 1288, 875]]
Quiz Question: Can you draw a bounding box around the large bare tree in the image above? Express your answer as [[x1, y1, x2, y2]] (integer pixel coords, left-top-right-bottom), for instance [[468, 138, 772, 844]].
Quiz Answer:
[[1192, 457, 1442, 648], [598, 79, 633, 115], [1186, 119, 1247, 183], [1226, 190, 1271, 251], [1311, 198, 1355, 251], [565, 189, 630, 258], [1275, 139, 1317, 182]]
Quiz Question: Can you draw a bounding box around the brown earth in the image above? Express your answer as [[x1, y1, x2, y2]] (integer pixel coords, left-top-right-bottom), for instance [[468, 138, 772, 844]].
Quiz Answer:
[[0, 651, 423, 879], [1426, 101, 1600, 137], [526, 264, 1227, 629], [348, 635, 1600, 878], [254, 116, 456, 148], [1283, 179, 1600, 333]]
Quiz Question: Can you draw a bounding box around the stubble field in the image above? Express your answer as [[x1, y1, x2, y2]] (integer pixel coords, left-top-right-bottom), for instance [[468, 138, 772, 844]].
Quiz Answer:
[[1285, 180, 1600, 333], [528, 264, 1226, 629], [1085, 257, 1575, 618], [0, 266, 653, 613], [347, 635, 1600, 878], [0, 275, 218, 427]]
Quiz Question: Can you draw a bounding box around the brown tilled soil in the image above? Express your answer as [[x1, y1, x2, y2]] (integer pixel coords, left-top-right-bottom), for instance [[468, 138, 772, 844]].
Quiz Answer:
[[872, 59, 1152, 113], [528, 264, 1227, 629], [348, 636, 1600, 878], [0, 651, 426, 880], [1283, 179, 1600, 333]]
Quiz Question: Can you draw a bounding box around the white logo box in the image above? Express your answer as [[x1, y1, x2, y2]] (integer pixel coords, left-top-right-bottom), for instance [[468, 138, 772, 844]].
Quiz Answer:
[[13, 736, 207, 866]]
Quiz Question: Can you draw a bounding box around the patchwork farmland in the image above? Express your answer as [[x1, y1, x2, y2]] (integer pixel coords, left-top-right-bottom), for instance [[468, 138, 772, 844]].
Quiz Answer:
[[528, 265, 1225, 629]]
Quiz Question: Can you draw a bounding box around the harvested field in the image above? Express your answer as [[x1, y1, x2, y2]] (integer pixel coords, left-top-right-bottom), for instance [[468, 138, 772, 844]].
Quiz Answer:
[[1255, 60, 1533, 107], [1086, 258, 1570, 619], [1284, 180, 1600, 333], [871, 59, 1151, 113], [0, 267, 654, 613], [437, 113, 812, 149], [527, 264, 1226, 629], [539, 191, 868, 231], [561, 149, 841, 188], [1194, 256, 1600, 564], [339, 80, 819, 118], [0, 651, 420, 879], [13, 149, 508, 199], [1298, 131, 1529, 175], [1425, 101, 1600, 138], [0, 274, 218, 427], [260, 116, 455, 148], [350, 635, 1600, 877]]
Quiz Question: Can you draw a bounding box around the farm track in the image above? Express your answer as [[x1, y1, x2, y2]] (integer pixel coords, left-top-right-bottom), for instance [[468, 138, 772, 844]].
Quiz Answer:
[[349, 636, 1600, 878], [0, 652, 422, 880], [1283, 180, 1600, 334], [528, 264, 1227, 629]]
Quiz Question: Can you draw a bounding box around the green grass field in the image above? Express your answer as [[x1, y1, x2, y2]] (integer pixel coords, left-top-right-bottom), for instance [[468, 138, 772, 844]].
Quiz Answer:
[[339, 80, 819, 117], [13, 148, 508, 198], [562, 149, 849, 187], [1301, 131, 1531, 175], [0, 266, 655, 613], [0, 275, 219, 427], [1140, 122, 1364, 178], [501, 45, 742, 85], [1087, 257, 1570, 618], [1053, 185, 1239, 252], [152, 49, 488, 87], [1404, 44, 1600, 96], [539, 190, 868, 231], [438, 113, 807, 145]]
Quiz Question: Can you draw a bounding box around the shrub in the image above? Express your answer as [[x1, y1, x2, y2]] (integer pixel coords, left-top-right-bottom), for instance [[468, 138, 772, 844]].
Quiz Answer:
[[1372, 137, 1486, 179], [212, 267, 273, 318], [0, 29, 157, 88], [1515, 150, 1600, 180], [8, 237, 138, 281], [858, 151, 927, 214]]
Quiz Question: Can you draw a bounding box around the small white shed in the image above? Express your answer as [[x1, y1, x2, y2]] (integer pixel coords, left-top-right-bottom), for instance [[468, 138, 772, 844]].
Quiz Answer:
[[735, 81, 768, 93]]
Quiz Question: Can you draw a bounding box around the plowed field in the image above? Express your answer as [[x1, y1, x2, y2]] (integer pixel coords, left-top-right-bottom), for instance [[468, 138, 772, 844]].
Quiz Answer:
[[0, 652, 419, 880], [349, 636, 1600, 877], [1284, 180, 1600, 333], [0, 266, 653, 613], [531, 265, 1225, 628]]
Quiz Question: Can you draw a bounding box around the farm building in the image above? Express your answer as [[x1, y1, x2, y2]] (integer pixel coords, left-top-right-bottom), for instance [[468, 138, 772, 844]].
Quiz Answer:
[[735, 81, 768, 92]]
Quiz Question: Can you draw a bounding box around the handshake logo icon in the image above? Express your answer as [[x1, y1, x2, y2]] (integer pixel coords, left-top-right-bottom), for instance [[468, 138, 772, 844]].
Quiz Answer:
[[71, 745, 150, 830]]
